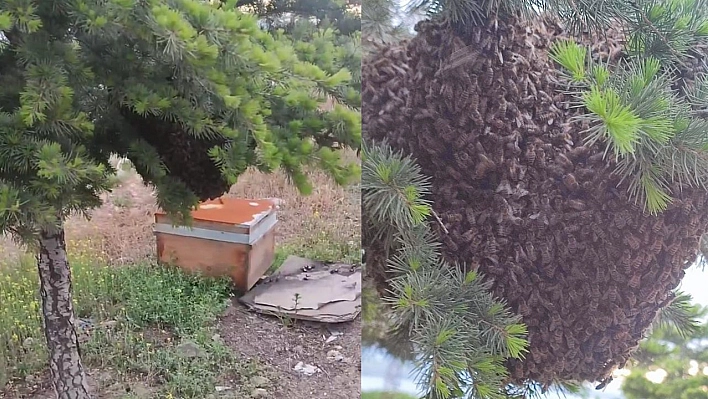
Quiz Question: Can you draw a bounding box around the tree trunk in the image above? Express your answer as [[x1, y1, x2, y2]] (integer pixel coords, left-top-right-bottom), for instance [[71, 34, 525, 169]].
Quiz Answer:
[[38, 225, 92, 399]]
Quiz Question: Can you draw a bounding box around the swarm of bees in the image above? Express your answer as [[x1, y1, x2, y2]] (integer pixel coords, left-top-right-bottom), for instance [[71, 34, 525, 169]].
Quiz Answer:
[[119, 108, 231, 201], [363, 16, 708, 386]]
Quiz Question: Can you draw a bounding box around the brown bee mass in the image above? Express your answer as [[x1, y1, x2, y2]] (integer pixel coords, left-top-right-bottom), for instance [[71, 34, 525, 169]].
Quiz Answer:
[[363, 16, 708, 386], [118, 107, 231, 202]]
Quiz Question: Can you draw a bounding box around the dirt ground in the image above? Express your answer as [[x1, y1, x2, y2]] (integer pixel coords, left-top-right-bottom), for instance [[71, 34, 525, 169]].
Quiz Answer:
[[218, 305, 361, 399], [0, 153, 361, 399]]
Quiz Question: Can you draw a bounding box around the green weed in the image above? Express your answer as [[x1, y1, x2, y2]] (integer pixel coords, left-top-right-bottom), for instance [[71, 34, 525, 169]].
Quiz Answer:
[[0, 241, 254, 398]]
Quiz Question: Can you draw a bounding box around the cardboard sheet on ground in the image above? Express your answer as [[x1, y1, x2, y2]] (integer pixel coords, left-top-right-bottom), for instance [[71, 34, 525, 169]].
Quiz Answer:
[[238, 255, 361, 323]]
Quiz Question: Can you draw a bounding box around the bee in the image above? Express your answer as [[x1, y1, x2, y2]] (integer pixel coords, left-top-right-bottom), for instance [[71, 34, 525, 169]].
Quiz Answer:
[[595, 334, 610, 350], [490, 118, 506, 130], [625, 234, 641, 251], [486, 237, 499, 254], [593, 225, 608, 240], [626, 292, 637, 307], [542, 262, 558, 278], [470, 98, 483, 123], [440, 85, 455, 101], [682, 199, 693, 215], [595, 376, 614, 391], [587, 152, 605, 164], [611, 268, 626, 284], [445, 238, 459, 253], [652, 219, 664, 233], [517, 300, 532, 316], [526, 242, 538, 262], [631, 253, 645, 271], [667, 242, 681, 256], [619, 255, 632, 274], [565, 223, 581, 234], [688, 215, 699, 230], [475, 153, 496, 178], [498, 99, 508, 117], [541, 244, 553, 265], [562, 173, 580, 191], [461, 229, 477, 243], [567, 145, 590, 160], [567, 199, 586, 211], [597, 248, 610, 265], [481, 66, 494, 88], [506, 78, 519, 98], [627, 273, 641, 289], [465, 207, 477, 224], [526, 77, 538, 97], [496, 223, 510, 237], [528, 292, 539, 307], [651, 237, 663, 254], [567, 236, 579, 253], [552, 328, 563, 346], [614, 212, 629, 230], [453, 151, 472, 168]]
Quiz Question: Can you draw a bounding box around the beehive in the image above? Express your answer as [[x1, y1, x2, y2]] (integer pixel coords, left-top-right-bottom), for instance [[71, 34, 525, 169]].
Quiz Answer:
[[153, 197, 277, 292]]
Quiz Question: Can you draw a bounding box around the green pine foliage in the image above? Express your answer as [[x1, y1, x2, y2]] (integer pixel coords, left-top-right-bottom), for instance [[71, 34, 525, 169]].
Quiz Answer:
[[243, 0, 361, 111], [362, 140, 529, 399], [550, 27, 708, 214], [279, 19, 362, 112], [237, 0, 361, 36], [545, 0, 708, 214], [0, 0, 361, 242], [619, 295, 708, 399]]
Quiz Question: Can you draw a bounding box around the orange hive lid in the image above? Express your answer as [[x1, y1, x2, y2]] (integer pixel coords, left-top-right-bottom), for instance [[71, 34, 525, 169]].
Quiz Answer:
[[156, 197, 274, 226]]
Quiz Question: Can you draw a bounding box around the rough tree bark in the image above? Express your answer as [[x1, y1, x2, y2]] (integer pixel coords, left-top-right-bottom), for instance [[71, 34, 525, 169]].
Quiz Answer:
[[37, 225, 92, 399]]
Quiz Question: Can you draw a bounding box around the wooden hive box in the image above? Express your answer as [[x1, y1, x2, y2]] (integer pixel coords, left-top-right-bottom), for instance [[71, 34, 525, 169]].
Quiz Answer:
[[153, 197, 278, 292]]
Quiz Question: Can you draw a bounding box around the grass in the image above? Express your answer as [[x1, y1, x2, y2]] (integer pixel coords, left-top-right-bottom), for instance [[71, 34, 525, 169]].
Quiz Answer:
[[0, 152, 361, 398], [362, 392, 418, 399], [269, 230, 361, 273], [0, 241, 259, 398]]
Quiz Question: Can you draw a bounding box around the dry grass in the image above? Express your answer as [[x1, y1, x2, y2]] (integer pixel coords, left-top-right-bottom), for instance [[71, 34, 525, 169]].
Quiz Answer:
[[0, 149, 360, 267]]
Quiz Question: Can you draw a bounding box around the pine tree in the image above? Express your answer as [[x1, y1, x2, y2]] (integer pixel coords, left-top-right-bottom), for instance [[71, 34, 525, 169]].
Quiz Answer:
[[363, 0, 708, 393], [619, 293, 708, 399], [276, 18, 362, 112], [0, 1, 360, 397], [241, 0, 362, 121], [236, 0, 361, 35], [362, 140, 529, 399], [361, 0, 413, 51]]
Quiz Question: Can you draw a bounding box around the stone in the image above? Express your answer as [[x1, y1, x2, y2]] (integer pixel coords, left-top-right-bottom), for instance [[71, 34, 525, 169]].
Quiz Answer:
[[293, 361, 320, 376], [250, 376, 269, 387], [175, 340, 206, 358], [326, 350, 345, 362], [99, 320, 118, 329]]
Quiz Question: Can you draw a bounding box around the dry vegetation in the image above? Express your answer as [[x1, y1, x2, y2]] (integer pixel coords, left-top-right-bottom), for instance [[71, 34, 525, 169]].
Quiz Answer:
[[0, 150, 360, 266], [0, 150, 361, 399]]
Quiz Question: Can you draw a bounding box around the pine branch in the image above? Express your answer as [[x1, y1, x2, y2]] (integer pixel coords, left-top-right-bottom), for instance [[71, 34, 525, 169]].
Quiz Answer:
[[652, 290, 702, 339], [363, 139, 529, 399]]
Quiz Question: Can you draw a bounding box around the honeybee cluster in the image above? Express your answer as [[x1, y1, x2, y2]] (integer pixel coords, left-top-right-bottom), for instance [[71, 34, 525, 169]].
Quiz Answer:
[[119, 108, 231, 201], [363, 17, 708, 385]]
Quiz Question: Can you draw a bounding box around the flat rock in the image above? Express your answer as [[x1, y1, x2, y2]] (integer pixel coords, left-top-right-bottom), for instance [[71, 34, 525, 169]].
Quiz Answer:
[[240, 256, 361, 323]]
